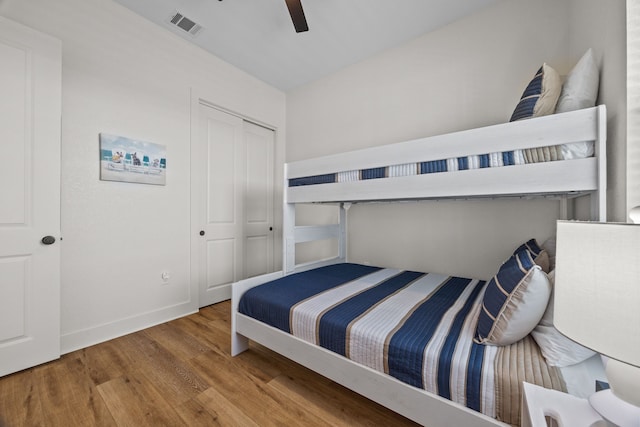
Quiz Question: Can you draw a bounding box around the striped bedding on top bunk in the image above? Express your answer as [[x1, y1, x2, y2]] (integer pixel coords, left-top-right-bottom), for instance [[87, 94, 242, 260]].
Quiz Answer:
[[288, 147, 558, 187], [238, 263, 565, 426]]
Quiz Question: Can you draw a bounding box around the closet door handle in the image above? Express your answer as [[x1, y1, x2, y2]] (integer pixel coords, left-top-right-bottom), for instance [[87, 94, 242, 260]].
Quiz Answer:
[[41, 236, 56, 245], [199, 230, 205, 236]]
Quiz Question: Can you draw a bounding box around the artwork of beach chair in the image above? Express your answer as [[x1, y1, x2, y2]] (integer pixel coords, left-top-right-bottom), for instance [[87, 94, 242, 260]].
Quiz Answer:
[[125, 152, 146, 174], [103, 149, 125, 171], [145, 156, 164, 175]]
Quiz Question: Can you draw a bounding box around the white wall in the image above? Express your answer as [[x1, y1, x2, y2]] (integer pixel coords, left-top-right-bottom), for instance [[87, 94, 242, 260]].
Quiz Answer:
[[287, 0, 626, 279], [0, 0, 286, 352], [624, 1, 640, 224], [566, 0, 627, 222]]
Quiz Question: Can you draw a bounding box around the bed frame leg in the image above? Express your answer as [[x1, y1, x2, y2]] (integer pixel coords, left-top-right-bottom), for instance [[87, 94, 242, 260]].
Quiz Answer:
[[231, 291, 248, 356], [231, 277, 249, 356], [231, 332, 249, 356], [231, 271, 286, 357]]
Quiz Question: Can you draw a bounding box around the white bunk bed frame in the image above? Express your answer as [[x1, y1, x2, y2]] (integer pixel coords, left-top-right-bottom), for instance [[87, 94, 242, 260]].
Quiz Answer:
[[231, 105, 607, 427]]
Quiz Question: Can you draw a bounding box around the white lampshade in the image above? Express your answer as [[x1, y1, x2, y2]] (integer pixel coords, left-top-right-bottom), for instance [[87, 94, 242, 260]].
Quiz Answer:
[[555, 220, 640, 426], [555, 221, 640, 369]]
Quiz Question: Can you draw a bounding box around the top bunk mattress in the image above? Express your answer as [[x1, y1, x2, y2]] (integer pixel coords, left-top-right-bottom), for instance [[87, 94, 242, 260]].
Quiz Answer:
[[285, 106, 606, 205], [289, 146, 566, 187], [238, 263, 570, 426]]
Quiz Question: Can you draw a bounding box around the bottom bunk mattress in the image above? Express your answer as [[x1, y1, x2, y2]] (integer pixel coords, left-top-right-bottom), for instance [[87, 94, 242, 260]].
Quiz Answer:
[[238, 263, 566, 426]]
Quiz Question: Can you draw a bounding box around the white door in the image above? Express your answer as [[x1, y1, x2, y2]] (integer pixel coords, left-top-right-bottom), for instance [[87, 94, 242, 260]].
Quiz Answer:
[[0, 17, 62, 376], [194, 104, 275, 307], [243, 121, 274, 279]]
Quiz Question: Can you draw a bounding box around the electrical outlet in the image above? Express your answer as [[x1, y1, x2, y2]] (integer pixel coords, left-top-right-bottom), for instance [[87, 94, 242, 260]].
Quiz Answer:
[[161, 271, 171, 284]]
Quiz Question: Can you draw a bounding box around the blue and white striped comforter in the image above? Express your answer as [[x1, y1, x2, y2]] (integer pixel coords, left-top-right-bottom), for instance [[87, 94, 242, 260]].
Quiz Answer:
[[238, 263, 564, 425]]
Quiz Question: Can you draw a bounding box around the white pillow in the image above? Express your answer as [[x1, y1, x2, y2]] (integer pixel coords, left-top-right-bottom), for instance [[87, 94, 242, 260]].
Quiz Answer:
[[531, 271, 596, 366], [555, 49, 600, 160], [556, 49, 599, 112]]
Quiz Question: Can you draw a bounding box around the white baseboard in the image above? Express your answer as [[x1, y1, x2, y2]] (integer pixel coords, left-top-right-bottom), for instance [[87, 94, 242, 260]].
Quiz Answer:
[[60, 300, 198, 354]]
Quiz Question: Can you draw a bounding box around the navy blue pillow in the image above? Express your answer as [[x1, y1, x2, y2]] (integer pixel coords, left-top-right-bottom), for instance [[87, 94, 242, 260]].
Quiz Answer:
[[514, 238, 550, 273]]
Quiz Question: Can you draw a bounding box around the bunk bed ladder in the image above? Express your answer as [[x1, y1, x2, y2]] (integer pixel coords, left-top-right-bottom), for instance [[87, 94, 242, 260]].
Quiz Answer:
[[283, 203, 348, 274], [283, 164, 348, 274]]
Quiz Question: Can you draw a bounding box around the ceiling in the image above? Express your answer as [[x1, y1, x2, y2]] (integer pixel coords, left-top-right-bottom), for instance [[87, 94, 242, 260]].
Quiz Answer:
[[113, 0, 500, 91]]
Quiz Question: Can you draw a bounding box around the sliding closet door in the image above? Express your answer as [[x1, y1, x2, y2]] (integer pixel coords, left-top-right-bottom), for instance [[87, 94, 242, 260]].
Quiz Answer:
[[0, 17, 61, 376], [194, 104, 275, 307], [243, 121, 274, 279]]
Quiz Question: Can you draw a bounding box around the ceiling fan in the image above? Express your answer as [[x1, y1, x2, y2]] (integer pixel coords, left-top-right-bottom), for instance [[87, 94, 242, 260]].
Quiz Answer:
[[216, 0, 308, 33], [284, 0, 309, 33]]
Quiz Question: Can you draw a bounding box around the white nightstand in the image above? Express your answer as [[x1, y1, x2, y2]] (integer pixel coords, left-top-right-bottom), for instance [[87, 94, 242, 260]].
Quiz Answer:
[[521, 382, 608, 427]]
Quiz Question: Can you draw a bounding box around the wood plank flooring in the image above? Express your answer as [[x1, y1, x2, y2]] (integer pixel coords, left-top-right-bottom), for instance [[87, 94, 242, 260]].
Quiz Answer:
[[0, 301, 419, 427]]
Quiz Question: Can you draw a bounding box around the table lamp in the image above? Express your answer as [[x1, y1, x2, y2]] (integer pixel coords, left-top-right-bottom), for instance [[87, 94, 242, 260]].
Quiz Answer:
[[555, 219, 640, 427]]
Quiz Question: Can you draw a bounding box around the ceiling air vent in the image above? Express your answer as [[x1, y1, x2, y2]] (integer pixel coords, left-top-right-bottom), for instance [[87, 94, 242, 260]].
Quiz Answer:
[[167, 11, 203, 37]]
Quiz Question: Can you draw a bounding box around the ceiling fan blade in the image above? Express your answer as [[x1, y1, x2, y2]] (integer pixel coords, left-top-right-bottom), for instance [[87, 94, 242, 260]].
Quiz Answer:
[[285, 0, 309, 33]]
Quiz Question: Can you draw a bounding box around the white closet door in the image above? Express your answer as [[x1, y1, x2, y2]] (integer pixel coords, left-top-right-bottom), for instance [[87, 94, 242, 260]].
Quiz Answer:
[[243, 122, 275, 279], [197, 105, 245, 306], [0, 17, 61, 376], [194, 103, 276, 307]]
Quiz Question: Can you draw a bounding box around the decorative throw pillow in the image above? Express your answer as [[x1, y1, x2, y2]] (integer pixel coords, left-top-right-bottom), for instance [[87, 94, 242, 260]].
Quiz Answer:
[[475, 249, 552, 346], [541, 236, 557, 271], [531, 270, 596, 366], [555, 49, 600, 160], [514, 238, 550, 273], [510, 63, 563, 163], [510, 63, 562, 121]]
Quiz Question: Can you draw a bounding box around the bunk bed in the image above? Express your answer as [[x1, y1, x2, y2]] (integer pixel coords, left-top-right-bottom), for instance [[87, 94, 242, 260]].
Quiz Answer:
[[230, 105, 607, 426]]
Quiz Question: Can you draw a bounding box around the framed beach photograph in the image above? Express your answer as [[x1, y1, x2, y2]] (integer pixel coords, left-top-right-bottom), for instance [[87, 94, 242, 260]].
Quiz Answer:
[[99, 133, 167, 185]]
